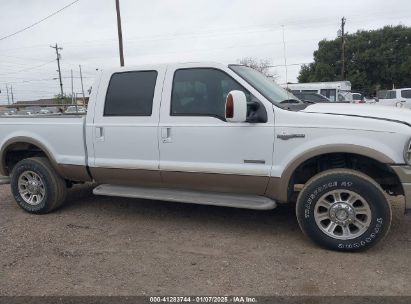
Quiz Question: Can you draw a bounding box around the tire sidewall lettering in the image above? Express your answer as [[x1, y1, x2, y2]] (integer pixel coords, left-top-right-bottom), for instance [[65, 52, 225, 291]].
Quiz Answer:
[[297, 171, 391, 251]]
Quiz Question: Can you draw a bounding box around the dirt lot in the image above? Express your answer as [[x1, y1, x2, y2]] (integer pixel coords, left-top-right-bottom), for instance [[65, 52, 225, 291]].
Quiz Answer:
[[0, 183, 410, 296]]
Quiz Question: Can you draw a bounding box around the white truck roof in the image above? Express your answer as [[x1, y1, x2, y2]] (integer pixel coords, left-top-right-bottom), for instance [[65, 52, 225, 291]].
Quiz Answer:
[[285, 81, 352, 90]]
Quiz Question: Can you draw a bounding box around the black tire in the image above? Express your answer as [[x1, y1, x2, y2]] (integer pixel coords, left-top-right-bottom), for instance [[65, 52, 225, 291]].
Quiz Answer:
[[296, 169, 392, 251], [10, 157, 67, 214]]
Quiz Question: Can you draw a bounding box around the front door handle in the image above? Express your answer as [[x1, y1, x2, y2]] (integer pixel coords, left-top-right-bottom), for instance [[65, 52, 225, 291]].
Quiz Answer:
[[161, 127, 172, 143]]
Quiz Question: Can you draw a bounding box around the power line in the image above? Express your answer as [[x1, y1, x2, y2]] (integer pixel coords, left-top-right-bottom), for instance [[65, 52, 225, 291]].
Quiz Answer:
[[15, 60, 55, 73], [0, 0, 80, 42], [0, 60, 56, 78], [0, 75, 93, 84], [268, 62, 312, 68], [0, 9, 408, 54], [0, 78, 56, 84]]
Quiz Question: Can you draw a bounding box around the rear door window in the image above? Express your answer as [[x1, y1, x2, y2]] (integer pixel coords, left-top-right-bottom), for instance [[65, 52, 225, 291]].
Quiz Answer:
[[104, 71, 158, 116]]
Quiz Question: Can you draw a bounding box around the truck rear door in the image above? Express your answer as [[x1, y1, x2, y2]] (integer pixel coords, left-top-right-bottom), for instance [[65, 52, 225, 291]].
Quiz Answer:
[[89, 66, 166, 186]]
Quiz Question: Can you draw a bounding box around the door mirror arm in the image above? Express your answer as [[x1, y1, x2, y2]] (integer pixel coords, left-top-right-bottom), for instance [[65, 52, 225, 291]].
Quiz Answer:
[[246, 99, 268, 123]]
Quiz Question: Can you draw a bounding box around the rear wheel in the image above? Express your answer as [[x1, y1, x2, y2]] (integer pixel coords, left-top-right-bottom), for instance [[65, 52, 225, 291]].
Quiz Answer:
[[296, 169, 391, 251], [11, 157, 67, 214]]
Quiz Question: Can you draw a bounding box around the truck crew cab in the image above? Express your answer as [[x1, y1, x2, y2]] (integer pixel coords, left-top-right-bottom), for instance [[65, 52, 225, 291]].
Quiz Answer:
[[1, 62, 411, 251]]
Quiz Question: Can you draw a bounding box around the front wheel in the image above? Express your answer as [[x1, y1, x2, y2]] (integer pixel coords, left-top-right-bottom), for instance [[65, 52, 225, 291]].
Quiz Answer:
[[296, 169, 392, 251]]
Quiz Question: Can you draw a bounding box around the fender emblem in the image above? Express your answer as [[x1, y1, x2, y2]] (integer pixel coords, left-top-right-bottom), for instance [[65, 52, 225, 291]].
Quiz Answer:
[[277, 133, 306, 140]]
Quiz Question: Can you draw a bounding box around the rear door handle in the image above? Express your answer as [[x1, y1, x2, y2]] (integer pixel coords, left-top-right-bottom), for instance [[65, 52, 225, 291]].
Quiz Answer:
[[161, 127, 172, 143], [96, 126, 105, 141]]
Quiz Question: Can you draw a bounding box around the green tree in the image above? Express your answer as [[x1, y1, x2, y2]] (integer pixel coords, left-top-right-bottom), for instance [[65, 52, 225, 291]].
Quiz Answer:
[[298, 25, 411, 95], [54, 93, 72, 104]]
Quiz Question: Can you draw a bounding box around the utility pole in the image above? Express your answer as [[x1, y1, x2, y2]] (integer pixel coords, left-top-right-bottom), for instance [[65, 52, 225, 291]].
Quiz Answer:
[[79, 65, 86, 105], [281, 25, 289, 88], [340, 17, 346, 80], [71, 69, 74, 104], [115, 0, 125, 66], [6, 84, 10, 105], [10, 85, 14, 104], [50, 43, 64, 96]]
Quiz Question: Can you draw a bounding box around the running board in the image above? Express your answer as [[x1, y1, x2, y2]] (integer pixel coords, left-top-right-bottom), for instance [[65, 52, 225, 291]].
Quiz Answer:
[[93, 184, 277, 210]]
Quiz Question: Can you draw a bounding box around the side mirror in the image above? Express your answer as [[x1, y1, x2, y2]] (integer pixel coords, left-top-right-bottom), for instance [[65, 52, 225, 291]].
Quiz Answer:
[[225, 90, 247, 122]]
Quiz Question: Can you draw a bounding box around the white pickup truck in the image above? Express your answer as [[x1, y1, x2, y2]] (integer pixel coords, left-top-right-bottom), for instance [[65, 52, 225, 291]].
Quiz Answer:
[[1, 62, 411, 251]]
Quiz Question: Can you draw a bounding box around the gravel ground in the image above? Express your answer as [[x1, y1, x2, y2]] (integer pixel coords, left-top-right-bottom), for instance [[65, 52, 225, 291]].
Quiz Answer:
[[0, 183, 410, 296]]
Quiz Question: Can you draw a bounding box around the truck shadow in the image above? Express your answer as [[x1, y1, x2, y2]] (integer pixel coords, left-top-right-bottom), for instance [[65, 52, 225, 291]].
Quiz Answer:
[[63, 184, 303, 240]]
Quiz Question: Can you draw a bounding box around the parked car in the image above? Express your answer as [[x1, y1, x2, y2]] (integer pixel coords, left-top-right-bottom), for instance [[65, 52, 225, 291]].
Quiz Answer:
[[352, 92, 365, 104], [65, 106, 86, 114], [16, 110, 35, 115], [0, 62, 410, 252], [292, 92, 330, 103], [377, 88, 411, 108], [39, 107, 61, 115], [15, 106, 42, 115], [364, 97, 377, 104], [2, 108, 17, 116]]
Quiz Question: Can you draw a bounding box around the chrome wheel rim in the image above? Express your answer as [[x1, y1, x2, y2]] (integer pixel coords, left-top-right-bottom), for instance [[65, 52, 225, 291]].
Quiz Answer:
[[18, 171, 45, 206], [314, 190, 372, 240]]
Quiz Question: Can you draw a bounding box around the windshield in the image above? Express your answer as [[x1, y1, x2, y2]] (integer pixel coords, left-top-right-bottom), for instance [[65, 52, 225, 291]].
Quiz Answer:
[[295, 92, 329, 102], [229, 65, 297, 105]]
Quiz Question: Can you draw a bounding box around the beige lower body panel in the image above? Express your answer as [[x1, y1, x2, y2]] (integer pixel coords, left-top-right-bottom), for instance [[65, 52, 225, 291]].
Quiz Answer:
[[160, 171, 269, 195], [57, 164, 92, 182], [89, 167, 270, 196], [265, 177, 287, 202], [63, 166, 279, 199], [391, 165, 411, 213], [90, 167, 163, 188]]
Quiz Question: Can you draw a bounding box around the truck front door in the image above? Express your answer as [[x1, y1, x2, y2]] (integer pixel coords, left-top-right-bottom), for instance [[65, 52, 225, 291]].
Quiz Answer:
[[158, 64, 275, 195]]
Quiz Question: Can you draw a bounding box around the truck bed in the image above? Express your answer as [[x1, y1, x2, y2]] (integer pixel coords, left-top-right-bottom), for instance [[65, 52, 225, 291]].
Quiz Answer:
[[0, 115, 88, 174]]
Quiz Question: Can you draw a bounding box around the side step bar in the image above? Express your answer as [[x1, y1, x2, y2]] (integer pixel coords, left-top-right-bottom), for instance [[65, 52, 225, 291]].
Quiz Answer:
[[93, 184, 277, 210]]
